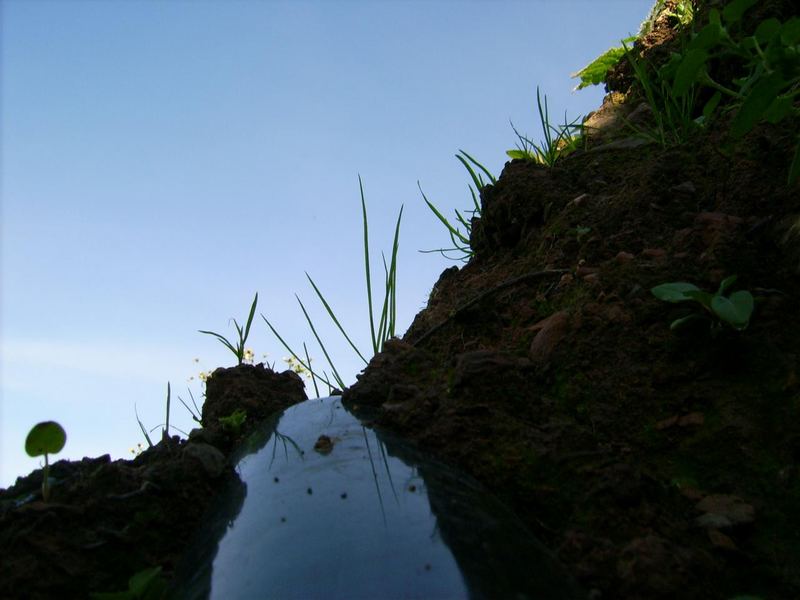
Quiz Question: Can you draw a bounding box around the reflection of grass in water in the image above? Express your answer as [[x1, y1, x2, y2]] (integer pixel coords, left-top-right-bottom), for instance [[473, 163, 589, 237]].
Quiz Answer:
[[268, 428, 304, 470]]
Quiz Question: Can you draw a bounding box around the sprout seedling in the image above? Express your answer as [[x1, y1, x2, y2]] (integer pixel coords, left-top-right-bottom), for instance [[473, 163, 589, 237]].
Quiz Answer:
[[651, 275, 755, 334], [219, 409, 247, 435], [25, 421, 66, 502]]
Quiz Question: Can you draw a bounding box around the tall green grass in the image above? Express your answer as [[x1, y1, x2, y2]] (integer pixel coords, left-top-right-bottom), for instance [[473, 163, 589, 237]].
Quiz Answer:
[[262, 176, 403, 393], [419, 150, 495, 263]]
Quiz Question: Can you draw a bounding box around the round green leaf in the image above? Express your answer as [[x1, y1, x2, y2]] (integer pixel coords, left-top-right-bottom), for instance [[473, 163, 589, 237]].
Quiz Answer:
[[731, 72, 786, 139], [672, 49, 708, 98], [781, 17, 800, 45], [25, 421, 67, 457], [711, 291, 754, 329], [754, 18, 781, 44], [651, 282, 700, 302]]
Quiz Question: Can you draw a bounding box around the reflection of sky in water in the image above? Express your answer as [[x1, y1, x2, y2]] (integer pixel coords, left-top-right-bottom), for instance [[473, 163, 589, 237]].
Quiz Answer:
[[211, 397, 467, 599]]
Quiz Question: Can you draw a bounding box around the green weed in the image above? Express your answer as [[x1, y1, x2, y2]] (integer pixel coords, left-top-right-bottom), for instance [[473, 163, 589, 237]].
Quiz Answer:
[[419, 150, 495, 262], [666, 1, 800, 182], [24, 421, 66, 502], [90, 566, 167, 600], [651, 275, 754, 334], [263, 177, 402, 392], [506, 87, 585, 166], [199, 293, 258, 366], [219, 409, 247, 435]]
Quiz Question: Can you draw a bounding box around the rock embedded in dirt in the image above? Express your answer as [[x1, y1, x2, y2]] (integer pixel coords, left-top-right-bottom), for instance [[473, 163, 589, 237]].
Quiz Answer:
[[529, 310, 571, 364], [695, 495, 755, 529]]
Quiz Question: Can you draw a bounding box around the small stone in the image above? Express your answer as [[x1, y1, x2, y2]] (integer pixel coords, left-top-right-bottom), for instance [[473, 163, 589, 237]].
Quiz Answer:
[[670, 181, 696, 195], [616, 251, 635, 264], [677, 412, 704, 427], [183, 443, 226, 478], [707, 528, 738, 551], [313, 435, 334, 455], [640, 248, 666, 260], [571, 193, 591, 207], [583, 273, 601, 286], [529, 311, 571, 363], [576, 265, 600, 277], [655, 416, 679, 430], [557, 274, 574, 289], [695, 494, 754, 528]]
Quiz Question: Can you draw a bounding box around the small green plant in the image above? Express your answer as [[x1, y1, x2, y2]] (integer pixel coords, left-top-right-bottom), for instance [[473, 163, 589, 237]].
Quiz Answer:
[[25, 421, 66, 502], [506, 87, 585, 166], [571, 1, 693, 90], [419, 150, 495, 262], [263, 176, 402, 392], [219, 408, 247, 435], [666, 1, 800, 182], [134, 383, 190, 449], [199, 293, 258, 365], [621, 39, 703, 146], [90, 566, 167, 600], [571, 39, 636, 90], [651, 275, 754, 333]]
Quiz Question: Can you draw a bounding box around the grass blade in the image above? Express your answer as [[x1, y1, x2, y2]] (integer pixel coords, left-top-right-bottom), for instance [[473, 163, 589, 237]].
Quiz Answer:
[[135, 403, 154, 448], [305, 273, 369, 365], [359, 176, 378, 355], [293, 295, 346, 389], [261, 314, 333, 386], [303, 341, 320, 398]]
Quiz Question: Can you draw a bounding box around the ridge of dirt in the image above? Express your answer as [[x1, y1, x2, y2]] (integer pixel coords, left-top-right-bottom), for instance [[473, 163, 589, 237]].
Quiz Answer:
[[0, 365, 306, 599], [341, 2, 800, 597]]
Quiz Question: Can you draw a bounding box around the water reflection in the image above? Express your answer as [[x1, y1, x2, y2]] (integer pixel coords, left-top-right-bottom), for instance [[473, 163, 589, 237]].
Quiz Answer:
[[173, 397, 581, 599]]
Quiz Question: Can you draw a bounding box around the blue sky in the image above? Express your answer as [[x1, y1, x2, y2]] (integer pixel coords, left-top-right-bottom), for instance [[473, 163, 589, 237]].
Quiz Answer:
[[1, 0, 653, 486]]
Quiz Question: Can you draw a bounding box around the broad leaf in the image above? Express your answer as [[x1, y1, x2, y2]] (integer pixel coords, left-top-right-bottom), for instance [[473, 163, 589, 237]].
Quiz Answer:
[[717, 274, 738, 296], [722, 0, 757, 25], [673, 49, 708, 97], [689, 23, 723, 51], [781, 17, 800, 45], [651, 282, 700, 302], [763, 95, 793, 124], [754, 18, 781, 44], [730, 72, 786, 138], [571, 41, 633, 90], [670, 314, 704, 330], [684, 290, 714, 309], [711, 291, 754, 329], [25, 421, 66, 457]]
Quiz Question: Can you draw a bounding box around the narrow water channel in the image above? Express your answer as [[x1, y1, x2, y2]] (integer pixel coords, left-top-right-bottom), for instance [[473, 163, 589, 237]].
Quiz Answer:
[[173, 397, 582, 599]]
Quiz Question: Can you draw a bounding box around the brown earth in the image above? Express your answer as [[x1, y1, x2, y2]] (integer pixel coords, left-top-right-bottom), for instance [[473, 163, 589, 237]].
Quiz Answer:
[[2, 1, 799, 598]]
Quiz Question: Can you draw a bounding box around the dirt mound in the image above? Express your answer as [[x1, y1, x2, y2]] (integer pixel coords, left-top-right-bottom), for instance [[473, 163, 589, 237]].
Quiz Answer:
[[0, 364, 306, 599], [341, 2, 800, 596]]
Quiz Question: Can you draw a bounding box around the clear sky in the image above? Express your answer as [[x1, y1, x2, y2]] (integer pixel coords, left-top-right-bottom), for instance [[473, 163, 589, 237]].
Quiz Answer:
[[1, 0, 653, 487]]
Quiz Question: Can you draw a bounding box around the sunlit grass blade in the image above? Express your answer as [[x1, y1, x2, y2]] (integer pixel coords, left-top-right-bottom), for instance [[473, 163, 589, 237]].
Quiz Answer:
[[293, 295, 345, 390], [456, 149, 497, 186], [242, 292, 258, 344], [305, 272, 369, 365], [177, 388, 202, 424], [163, 382, 171, 442], [303, 341, 320, 398], [135, 403, 154, 448], [359, 176, 379, 355], [197, 330, 238, 357], [261, 314, 336, 388]]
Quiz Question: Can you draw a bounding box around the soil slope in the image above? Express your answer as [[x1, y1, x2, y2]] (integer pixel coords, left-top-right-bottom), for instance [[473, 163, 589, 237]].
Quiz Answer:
[[1, 1, 799, 598]]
